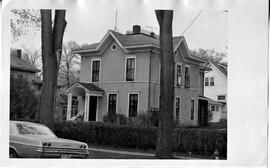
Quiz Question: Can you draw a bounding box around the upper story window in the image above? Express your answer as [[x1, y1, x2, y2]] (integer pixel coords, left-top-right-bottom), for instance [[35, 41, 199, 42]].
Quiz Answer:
[[205, 77, 209, 86], [92, 60, 100, 82], [126, 57, 135, 81], [184, 66, 190, 88], [210, 77, 215, 86], [218, 95, 226, 100], [176, 64, 182, 86]]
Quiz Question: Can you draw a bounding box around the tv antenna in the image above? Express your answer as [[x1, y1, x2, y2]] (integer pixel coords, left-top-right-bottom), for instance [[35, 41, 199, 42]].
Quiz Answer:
[[145, 26, 158, 32], [114, 10, 119, 32]]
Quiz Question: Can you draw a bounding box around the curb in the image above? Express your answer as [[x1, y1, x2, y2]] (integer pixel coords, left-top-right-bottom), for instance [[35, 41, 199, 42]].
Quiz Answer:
[[88, 147, 199, 159]]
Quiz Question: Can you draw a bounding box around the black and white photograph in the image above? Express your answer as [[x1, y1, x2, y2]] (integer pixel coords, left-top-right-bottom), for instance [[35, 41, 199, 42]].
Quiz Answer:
[[0, 0, 268, 167]]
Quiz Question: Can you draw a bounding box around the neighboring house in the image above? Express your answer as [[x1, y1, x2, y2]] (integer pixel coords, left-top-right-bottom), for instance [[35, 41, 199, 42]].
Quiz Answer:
[[10, 49, 41, 90], [66, 25, 211, 126], [204, 61, 227, 122]]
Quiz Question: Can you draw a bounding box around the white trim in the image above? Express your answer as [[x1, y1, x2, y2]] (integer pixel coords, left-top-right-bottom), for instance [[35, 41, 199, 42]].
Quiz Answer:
[[91, 58, 101, 83], [107, 92, 119, 115], [124, 55, 136, 82], [96, 97, 99, 121], [67, 93, 72, 120], [127, 92, 140, 118], [190, 98, 195, 121], [124, 44, 159, 49], [175, 96, 181, 120]]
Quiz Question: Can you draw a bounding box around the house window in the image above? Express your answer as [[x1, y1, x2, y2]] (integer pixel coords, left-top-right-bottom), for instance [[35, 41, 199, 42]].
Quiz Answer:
[[190, 99, 195, 120], [126, 57, 135, 81], [128, 94, 138, 117], [218, 95, 226, 100], [210, 105, 215, 111], [175, 98, 180, 120], [92, 60, 100, 82], [210, 77, 215, 86], [205, 77, 209, 86], [184, 66, 190, 88], [216, 106, 219, 111], [176, 64, 182, 86], [108, 94, 117, 116]]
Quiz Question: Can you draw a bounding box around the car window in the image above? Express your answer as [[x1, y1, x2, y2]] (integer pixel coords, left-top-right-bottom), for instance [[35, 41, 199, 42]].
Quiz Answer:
[[16, 123, 56, 138]]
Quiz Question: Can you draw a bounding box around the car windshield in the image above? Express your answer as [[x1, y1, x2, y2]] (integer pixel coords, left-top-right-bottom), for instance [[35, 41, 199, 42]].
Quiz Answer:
[[16, 123, 56, 138]]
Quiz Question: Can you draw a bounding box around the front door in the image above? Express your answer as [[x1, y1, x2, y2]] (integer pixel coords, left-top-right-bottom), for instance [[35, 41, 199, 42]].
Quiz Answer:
[[198, 99, 208, 126], [89, 96, 97, 121]]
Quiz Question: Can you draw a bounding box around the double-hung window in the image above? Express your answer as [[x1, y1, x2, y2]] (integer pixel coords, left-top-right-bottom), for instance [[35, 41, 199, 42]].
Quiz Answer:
[[126, 57, 135, 81], [210, 77, 215, 86], [92, 60, 100, 82], [190, 99, 195, 120], [205, 77, 209, 86], [184, 66, 190, 88], [128, 94, 138, 117], [108, 94, 117, 116], [176, 64, 182, 86], [175, 98, 180, 120]]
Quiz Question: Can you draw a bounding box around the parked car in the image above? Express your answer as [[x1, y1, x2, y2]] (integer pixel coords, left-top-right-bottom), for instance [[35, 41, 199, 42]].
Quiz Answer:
[[9, 121, 89, 158]]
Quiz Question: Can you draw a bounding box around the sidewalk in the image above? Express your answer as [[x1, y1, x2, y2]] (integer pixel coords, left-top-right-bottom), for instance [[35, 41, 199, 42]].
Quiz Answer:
[[88, 147, 202, 159]]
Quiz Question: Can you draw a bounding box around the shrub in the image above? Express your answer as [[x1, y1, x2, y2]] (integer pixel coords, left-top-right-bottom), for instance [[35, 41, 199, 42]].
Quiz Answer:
[[54, 121, 227, 158], [103, 114, 128, 125], [10, 75, 39, 121]]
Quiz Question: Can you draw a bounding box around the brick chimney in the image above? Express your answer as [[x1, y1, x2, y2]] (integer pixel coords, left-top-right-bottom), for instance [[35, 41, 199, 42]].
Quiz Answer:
[[17, 49, 22, 59], [133, 25, 141, 34]]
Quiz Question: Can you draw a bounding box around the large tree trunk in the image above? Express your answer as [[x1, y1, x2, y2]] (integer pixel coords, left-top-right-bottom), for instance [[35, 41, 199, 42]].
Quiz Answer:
[[39, 10, 66, 130], [155, 10, 174, 159]]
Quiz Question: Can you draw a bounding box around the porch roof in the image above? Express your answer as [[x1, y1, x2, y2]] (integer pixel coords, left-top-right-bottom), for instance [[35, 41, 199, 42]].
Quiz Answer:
[[67, 82, 105, 93], [199, 96, 223, 106]]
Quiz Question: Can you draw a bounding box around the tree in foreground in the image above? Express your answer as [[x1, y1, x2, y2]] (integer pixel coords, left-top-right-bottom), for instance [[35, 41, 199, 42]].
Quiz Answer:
[[155, 10, 174, 159], [38, 10, 66, 130]]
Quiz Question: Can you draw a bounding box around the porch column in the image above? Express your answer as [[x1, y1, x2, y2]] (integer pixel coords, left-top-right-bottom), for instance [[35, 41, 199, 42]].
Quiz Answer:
[[66, 93, 72, 120], [84, 93, 90, 121]]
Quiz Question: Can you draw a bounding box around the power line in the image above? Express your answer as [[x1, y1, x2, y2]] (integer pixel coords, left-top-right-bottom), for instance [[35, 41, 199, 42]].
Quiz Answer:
[[181, 11, 202, 36]]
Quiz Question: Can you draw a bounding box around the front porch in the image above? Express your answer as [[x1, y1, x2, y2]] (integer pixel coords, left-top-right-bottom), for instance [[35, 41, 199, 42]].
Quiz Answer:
[[66, 82, 104, 121]]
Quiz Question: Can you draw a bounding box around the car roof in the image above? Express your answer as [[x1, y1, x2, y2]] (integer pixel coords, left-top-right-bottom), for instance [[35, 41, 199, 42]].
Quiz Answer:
[[10, 120, 48, 127]]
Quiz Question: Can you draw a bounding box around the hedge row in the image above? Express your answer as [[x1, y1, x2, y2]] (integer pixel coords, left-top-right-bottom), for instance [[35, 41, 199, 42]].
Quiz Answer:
[[54, 121, 227, 158]]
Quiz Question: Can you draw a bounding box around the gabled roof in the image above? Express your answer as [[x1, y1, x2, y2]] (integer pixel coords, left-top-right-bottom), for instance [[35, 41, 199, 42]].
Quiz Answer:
[[67, 82, 105, 93], [10, 54, 40, 73], [78, 82, 105, 93], [209, 61, 227, 76], [73, 30, 184, 52]]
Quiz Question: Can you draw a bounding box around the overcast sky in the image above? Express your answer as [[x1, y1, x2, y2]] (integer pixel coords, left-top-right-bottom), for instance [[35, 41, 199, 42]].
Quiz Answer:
[[12, 6, 227, 53]]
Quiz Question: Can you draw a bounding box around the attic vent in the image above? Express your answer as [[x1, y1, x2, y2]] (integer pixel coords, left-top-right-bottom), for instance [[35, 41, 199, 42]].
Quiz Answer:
[[111, 44, 116, 50]]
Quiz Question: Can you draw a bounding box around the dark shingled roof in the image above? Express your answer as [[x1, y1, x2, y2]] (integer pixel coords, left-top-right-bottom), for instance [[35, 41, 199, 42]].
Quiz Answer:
[[73, 30, 184, 51], [210, 61, 227, 76], [10, 54, 40, 73], [78, 82, 105, 93]]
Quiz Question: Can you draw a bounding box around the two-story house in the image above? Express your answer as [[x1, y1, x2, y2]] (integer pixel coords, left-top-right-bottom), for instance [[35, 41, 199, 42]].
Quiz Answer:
[[10, 49, 41, 90], [204, 60, 227, 122], [66, 25, 210, 126]]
